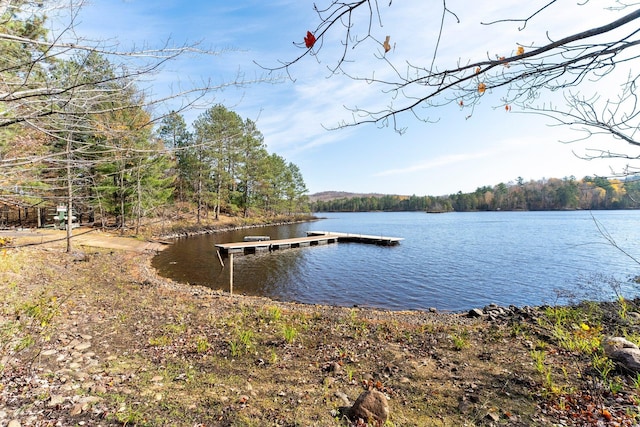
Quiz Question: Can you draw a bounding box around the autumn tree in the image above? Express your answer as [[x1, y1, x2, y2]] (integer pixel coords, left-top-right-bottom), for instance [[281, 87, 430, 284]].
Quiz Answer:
[[275, 1, 640, 177]]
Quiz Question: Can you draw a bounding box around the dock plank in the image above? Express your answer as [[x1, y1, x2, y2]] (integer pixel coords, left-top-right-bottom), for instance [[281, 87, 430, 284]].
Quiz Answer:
[[215, 234, 342, 255], [215, 231, 402, 255], [307, 231, 404, 244]]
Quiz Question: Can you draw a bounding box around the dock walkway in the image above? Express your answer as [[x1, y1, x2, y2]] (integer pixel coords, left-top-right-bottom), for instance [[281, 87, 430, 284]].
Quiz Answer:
[[215, 231, 403, 255]]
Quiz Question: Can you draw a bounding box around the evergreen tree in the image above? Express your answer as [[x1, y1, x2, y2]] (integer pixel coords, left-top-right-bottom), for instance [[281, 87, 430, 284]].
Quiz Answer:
[[158, 112, 192, 203]]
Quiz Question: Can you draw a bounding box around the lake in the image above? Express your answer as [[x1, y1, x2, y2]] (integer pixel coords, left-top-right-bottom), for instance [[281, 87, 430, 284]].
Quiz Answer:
[[152, 211, 640, 312]]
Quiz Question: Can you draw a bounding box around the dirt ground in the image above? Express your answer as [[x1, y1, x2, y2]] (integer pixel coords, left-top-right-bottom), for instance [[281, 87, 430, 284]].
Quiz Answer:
[[1, 228, 640, 426], [1, 227, 169, 252]]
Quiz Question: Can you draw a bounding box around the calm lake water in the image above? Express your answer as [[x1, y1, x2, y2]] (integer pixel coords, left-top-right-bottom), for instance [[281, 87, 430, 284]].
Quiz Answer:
[[152, 211, 640, 312]]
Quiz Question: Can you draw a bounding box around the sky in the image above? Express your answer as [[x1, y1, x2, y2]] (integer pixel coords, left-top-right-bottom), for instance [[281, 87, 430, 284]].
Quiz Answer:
[[56, 0, 640, 196]]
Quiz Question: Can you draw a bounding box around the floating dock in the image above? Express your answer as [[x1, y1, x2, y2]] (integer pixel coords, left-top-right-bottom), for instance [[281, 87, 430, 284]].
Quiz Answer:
[[214, 231, 403, 255], [306, 231, 403, 246]]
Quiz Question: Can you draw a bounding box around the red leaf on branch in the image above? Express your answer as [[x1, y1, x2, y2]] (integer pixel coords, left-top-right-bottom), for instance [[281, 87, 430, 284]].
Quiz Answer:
[[304, 31, 316, 48]]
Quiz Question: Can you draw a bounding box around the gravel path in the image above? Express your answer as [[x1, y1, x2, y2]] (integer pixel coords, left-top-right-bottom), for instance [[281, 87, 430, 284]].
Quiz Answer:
[[1, 227, 168, 252]]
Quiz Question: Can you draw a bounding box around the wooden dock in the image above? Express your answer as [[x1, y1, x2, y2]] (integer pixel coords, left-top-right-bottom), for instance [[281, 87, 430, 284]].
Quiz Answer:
[[214, 231, 403, 255], [306, 231, 404, 246], [215, 231, 403, 295]]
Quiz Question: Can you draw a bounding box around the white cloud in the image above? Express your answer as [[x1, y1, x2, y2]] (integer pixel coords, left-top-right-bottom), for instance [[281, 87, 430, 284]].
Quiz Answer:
[[375, 152, 490, 177]]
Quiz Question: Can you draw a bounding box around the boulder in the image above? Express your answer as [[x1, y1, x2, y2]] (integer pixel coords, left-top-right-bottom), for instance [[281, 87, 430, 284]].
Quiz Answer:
[[349, 389, 389, 425], [604, 337, 640, 373], [467, 308, 483, 318]]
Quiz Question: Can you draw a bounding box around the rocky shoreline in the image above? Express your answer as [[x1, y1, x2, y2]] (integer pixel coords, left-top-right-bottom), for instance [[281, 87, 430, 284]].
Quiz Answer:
[[156, 216, 319, 240]]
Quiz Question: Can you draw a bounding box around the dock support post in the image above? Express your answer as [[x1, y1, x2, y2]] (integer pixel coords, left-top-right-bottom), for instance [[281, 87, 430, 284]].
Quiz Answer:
[[229, 253, 234, 295], [216, 250, 224, 267]]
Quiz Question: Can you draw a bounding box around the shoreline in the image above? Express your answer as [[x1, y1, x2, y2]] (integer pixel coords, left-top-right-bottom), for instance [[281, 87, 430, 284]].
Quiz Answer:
[[1, 217, 631, 316], [157, 216, 320, 240]]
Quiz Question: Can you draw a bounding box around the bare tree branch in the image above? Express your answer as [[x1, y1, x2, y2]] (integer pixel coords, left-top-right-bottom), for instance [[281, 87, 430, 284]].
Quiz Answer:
[[274, 0, 640, 154]]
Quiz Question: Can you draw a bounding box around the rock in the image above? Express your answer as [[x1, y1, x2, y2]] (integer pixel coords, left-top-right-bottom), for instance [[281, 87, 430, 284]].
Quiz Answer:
[[604, 337, 639, 353], [627, 312, 640, 321], [327, 362, 342, 374], [604, 337, 640, 373], [467, 308, 483, 318], [8, 420, 21, 427], [484, 303, 500, 312], [349, 389, 389, 425], [485, 411, 500, 422]]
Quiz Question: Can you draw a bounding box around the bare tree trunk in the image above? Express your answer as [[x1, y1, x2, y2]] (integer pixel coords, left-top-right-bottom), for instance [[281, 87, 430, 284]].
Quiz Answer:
[[196, 176, 202, 224], [215, 180, 221, 220], [120, 196, 125, 235], [135, 165, 142, 235], [119, 169, 125, 235], [66, 135, 73, 253]]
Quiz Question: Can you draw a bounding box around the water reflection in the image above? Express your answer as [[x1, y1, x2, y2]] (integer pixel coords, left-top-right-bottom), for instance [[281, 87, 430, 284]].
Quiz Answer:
[[152, 211, 640, 311], [152, 222, 315, 297]]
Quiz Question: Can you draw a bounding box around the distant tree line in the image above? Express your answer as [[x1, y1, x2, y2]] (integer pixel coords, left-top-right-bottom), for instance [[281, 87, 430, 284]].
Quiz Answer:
[[310, 177, 640, 212]]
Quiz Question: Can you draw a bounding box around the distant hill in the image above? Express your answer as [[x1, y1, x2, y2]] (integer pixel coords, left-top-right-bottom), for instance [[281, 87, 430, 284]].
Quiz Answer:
[[308, 191, 397, 202]]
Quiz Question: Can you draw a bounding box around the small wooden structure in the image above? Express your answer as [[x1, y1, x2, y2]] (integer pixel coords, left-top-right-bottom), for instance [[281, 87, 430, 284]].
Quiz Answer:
[[215, 231, 404, 295], [0, 197, 42, 228], [216, 233, 341, 255], [216, 231, 403, 256], [243, 235, 271, 242], [306, 231, 404, 246]]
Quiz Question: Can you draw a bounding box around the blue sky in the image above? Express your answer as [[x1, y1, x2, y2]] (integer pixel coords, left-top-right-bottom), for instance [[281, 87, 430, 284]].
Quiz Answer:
[[65, 0, 640, 195]]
